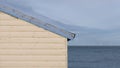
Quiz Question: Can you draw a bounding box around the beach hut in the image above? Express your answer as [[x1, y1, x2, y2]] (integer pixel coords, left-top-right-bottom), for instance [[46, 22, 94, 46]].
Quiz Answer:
[[0, 4, 75, 68]]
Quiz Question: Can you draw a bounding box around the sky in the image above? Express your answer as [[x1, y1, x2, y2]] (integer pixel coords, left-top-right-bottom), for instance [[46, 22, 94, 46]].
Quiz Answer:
[[1, 0, 120, 46]]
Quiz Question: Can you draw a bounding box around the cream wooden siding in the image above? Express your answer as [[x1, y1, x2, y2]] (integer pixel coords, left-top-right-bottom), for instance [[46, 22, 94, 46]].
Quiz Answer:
[[0, 12, 67, 68]]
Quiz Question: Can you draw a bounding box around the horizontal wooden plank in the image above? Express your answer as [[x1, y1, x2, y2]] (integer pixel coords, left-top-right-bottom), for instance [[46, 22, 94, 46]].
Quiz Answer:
[[0, 61, 66, 67], [0, 20, 33, 26], [0, 67, 66, 68], [0, 38, 64, 43], [0, 42, 64, 44], [0, 43, 65, 49], [0, 32, 61, 38], [0, 54, 65, 56], [0, 56, 66, 61], [0, 50, 66, 55], [0, 13, 16, 19], [0, 26, 46, 32]]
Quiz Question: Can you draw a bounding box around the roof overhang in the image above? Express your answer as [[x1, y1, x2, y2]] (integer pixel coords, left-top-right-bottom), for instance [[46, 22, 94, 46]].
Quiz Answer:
[[0, 4, 76, 41]]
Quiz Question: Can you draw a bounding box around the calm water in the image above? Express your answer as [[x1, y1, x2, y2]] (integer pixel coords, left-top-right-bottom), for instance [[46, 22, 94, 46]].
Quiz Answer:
[[68, 46, 120, 68]]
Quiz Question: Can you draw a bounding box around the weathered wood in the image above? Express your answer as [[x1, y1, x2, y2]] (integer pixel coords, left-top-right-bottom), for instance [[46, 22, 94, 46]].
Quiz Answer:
[[0, 67, 66, 68], [0, 32, 61, 38], [0, 12, 67, 68], [0, 56, 66, 61], [0, 38, 64, 43], [0, 26, 46, 32], [0, 20, 33, 26], [0, 49, 66, 55], [0, 43, 65, 49], [0, 61, 66, 67], [0, 12, 16, 19]]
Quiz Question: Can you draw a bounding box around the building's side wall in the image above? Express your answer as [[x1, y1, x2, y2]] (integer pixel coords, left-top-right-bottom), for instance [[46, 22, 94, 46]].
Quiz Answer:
[[0, 12, 67, 68]]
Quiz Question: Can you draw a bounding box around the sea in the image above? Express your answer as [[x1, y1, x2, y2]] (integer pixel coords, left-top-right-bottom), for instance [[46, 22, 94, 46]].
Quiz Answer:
[[68, 46, 120, 68]]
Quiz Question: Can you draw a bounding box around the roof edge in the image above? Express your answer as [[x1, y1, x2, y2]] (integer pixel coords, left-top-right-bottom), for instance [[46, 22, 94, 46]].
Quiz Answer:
[[0, 4, 76, 40]]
